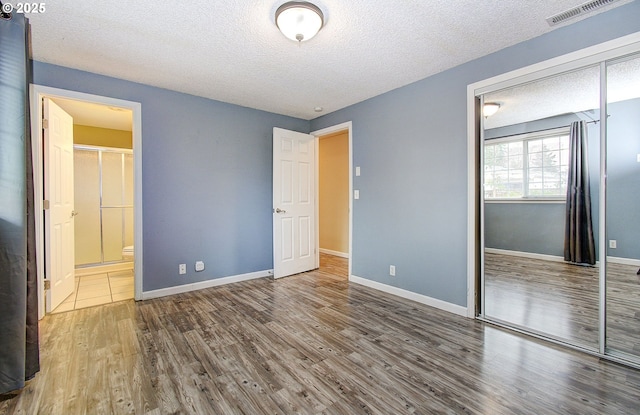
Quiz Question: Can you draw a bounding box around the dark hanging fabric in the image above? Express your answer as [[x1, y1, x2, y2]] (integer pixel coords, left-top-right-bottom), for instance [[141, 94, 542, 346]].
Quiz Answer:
[[564, 121, 596, 265], [24, 23, 40, 381], [0, 11, 39, 394]]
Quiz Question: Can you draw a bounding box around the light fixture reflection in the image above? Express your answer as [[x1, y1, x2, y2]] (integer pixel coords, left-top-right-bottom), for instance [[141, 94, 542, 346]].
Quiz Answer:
[[483, 102, 501, 117]]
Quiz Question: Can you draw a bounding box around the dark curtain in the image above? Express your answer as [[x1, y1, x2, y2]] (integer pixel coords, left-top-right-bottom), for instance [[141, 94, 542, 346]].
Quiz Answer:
[[564, 121, 596, 265], [0, 10, 39, 394]]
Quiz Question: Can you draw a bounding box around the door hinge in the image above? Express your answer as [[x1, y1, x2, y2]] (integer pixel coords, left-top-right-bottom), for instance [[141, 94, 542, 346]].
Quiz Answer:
[[42, 119, 48, 129], [43, 200, 50, 210], [44, 280, 50, 290]]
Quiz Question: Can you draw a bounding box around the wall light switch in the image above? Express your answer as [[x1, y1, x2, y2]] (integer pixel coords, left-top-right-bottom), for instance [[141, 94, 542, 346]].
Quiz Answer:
[[356, 166, 361, 176], [637, 154, 640, 163], [354, 190, 360, 199]]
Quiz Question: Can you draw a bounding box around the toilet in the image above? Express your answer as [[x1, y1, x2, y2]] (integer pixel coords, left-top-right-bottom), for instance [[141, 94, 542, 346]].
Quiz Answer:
[[122, 245, 134, 261]]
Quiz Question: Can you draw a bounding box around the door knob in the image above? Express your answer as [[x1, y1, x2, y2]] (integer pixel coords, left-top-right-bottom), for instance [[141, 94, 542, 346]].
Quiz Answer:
[[274, 208, 286, 214], [71, 210, 78, 217]]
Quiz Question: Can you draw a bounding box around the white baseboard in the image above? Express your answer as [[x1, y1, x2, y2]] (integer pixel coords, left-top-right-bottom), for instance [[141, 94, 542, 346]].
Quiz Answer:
[[349, 275, 468, 317], [319, 248, 350, 259], [485, 248, 640, 267], [485, 248, 566, 263], [607, 256, 640, 267], [141, 270, 272, 300]]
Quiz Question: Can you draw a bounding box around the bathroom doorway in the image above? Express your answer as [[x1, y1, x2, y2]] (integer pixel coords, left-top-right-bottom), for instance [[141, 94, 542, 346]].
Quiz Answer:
[[31, 85, 143, 318]]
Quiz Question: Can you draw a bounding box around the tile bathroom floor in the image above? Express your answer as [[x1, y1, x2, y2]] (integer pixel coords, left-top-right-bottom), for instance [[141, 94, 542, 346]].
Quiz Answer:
[[52, 269, 134, 313]]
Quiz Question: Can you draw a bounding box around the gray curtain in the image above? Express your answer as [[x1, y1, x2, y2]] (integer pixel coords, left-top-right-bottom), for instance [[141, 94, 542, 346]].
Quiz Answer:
[[0, 10, 39, 394], [564, 121, 596, 265]]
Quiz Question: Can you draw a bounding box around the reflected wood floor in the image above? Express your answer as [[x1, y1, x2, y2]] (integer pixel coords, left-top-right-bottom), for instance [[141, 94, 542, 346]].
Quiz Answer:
[[485, 252, 640, 356], [3, 253, 640, 414]]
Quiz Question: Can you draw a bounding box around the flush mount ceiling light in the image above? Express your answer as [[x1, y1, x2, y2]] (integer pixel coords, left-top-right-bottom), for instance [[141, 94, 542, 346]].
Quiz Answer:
[[483, 102, 501, 117], [276, 1, 324, 42]]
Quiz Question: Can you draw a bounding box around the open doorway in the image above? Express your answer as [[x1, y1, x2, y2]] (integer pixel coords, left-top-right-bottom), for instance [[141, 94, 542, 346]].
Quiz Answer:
[[313, 122, 353, 279], [30, 85, 143, 319], [52, 98, 134, 313]]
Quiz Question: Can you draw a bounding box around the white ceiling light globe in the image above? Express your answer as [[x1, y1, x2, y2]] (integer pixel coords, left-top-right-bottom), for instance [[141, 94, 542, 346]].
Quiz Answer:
[[276, 2, 324, 42]]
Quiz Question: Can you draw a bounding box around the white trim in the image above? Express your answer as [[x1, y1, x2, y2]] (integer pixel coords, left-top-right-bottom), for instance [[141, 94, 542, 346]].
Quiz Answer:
[[319, 248, 350, 259], [485, 199, 565, 204], [311, 121, 353, 278], [141, 270, 271, 300], [485, 248, 565, 263], [607, 256, 640, 267], [30, 85, 143, 319], [350, 275, 468, 317], [472, 32, 640, 95], [486, 247, 613, 267], [486, 126, 570, 144], [467, 31, 640, 322]]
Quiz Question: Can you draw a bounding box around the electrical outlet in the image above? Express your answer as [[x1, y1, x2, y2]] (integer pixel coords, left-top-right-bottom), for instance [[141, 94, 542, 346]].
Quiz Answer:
[[389, 265, 396, 276], [195, 261, 205, 272], [354, 190, 360, 199], [179, 263, 187, 275], [609, 240, 617, 249]]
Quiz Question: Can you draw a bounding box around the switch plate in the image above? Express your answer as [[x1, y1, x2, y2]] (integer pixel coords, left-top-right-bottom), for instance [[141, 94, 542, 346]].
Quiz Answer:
[[355, 166, 361, 176], [195, 261, 205, 272], [389, 265, 396, 276], [637, 154, 640, 163], [609, 240, 617, 249], [179, 264, 187, 275], [354, 190, 360, 199]]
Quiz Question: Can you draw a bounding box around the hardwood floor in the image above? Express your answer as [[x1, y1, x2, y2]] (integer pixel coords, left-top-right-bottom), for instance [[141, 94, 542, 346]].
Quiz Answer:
[[3, 253, 640, 414], [485, 252, 640, 356]]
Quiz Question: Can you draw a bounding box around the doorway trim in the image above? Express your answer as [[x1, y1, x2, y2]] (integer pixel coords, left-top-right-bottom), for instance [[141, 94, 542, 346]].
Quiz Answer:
[[311, 121, 353, 278], [30, 84, 143, 319]]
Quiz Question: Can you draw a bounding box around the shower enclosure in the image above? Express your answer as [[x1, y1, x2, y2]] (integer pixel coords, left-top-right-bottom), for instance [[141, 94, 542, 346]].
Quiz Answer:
[[74, 145, 134, 266]]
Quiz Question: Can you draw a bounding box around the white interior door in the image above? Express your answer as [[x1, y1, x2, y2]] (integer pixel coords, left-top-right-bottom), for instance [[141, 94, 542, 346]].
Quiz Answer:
[[44, 98, 75, 311], [273, 128, 316, 278]]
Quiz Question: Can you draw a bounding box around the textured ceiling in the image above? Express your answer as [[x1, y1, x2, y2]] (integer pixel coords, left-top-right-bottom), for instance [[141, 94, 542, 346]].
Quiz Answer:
[[484, 56, 640, 129], [27, 0, 634, 120], [52, 97, 133, 131]]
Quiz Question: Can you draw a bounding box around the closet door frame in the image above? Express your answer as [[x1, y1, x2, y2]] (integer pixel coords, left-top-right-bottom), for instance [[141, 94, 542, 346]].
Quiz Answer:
[[466, 32, 640, 368]]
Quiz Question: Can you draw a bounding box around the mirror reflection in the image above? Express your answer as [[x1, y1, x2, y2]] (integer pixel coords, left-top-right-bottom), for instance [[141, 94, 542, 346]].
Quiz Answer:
[[482, 65, 601, 349], [605, 54, 640, 359]]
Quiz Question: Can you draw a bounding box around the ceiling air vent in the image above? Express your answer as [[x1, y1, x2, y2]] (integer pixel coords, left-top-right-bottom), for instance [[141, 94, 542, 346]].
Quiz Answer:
[[547, 0, 623, 26]]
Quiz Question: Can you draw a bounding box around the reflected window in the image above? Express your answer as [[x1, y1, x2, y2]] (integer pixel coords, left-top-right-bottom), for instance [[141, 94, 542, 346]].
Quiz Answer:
[[484, 128, 569, 199]]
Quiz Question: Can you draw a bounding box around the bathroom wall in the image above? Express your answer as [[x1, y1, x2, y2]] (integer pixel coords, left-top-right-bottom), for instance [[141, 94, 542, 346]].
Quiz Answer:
[[319, 131, 349, 256], [74, 125, 132, 149]]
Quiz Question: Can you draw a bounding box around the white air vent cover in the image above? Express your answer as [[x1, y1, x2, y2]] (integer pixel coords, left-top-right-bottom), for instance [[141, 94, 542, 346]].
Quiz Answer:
[[547, 0, 623, 26]]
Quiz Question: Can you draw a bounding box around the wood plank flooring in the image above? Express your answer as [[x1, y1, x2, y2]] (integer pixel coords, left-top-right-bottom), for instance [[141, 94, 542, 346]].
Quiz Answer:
[[485, 252, 640, 356], [3, 253, 640, 414]]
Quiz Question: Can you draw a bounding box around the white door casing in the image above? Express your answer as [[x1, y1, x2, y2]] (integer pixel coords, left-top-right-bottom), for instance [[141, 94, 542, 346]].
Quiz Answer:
[[44, 98, 75, 311], [273, 128, 316, 278]]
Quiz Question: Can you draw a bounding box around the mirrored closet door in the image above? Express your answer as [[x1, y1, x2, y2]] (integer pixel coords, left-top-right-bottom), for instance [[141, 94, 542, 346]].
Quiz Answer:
[[605, 53, 640, 361], [481, 65, 601, 350]]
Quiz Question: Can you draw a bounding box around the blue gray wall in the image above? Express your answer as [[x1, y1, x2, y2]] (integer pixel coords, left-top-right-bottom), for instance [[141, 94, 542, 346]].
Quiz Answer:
[[606, 98, 640, 260], [33, 63, 309, 291], [310, 2, 640, 307]]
